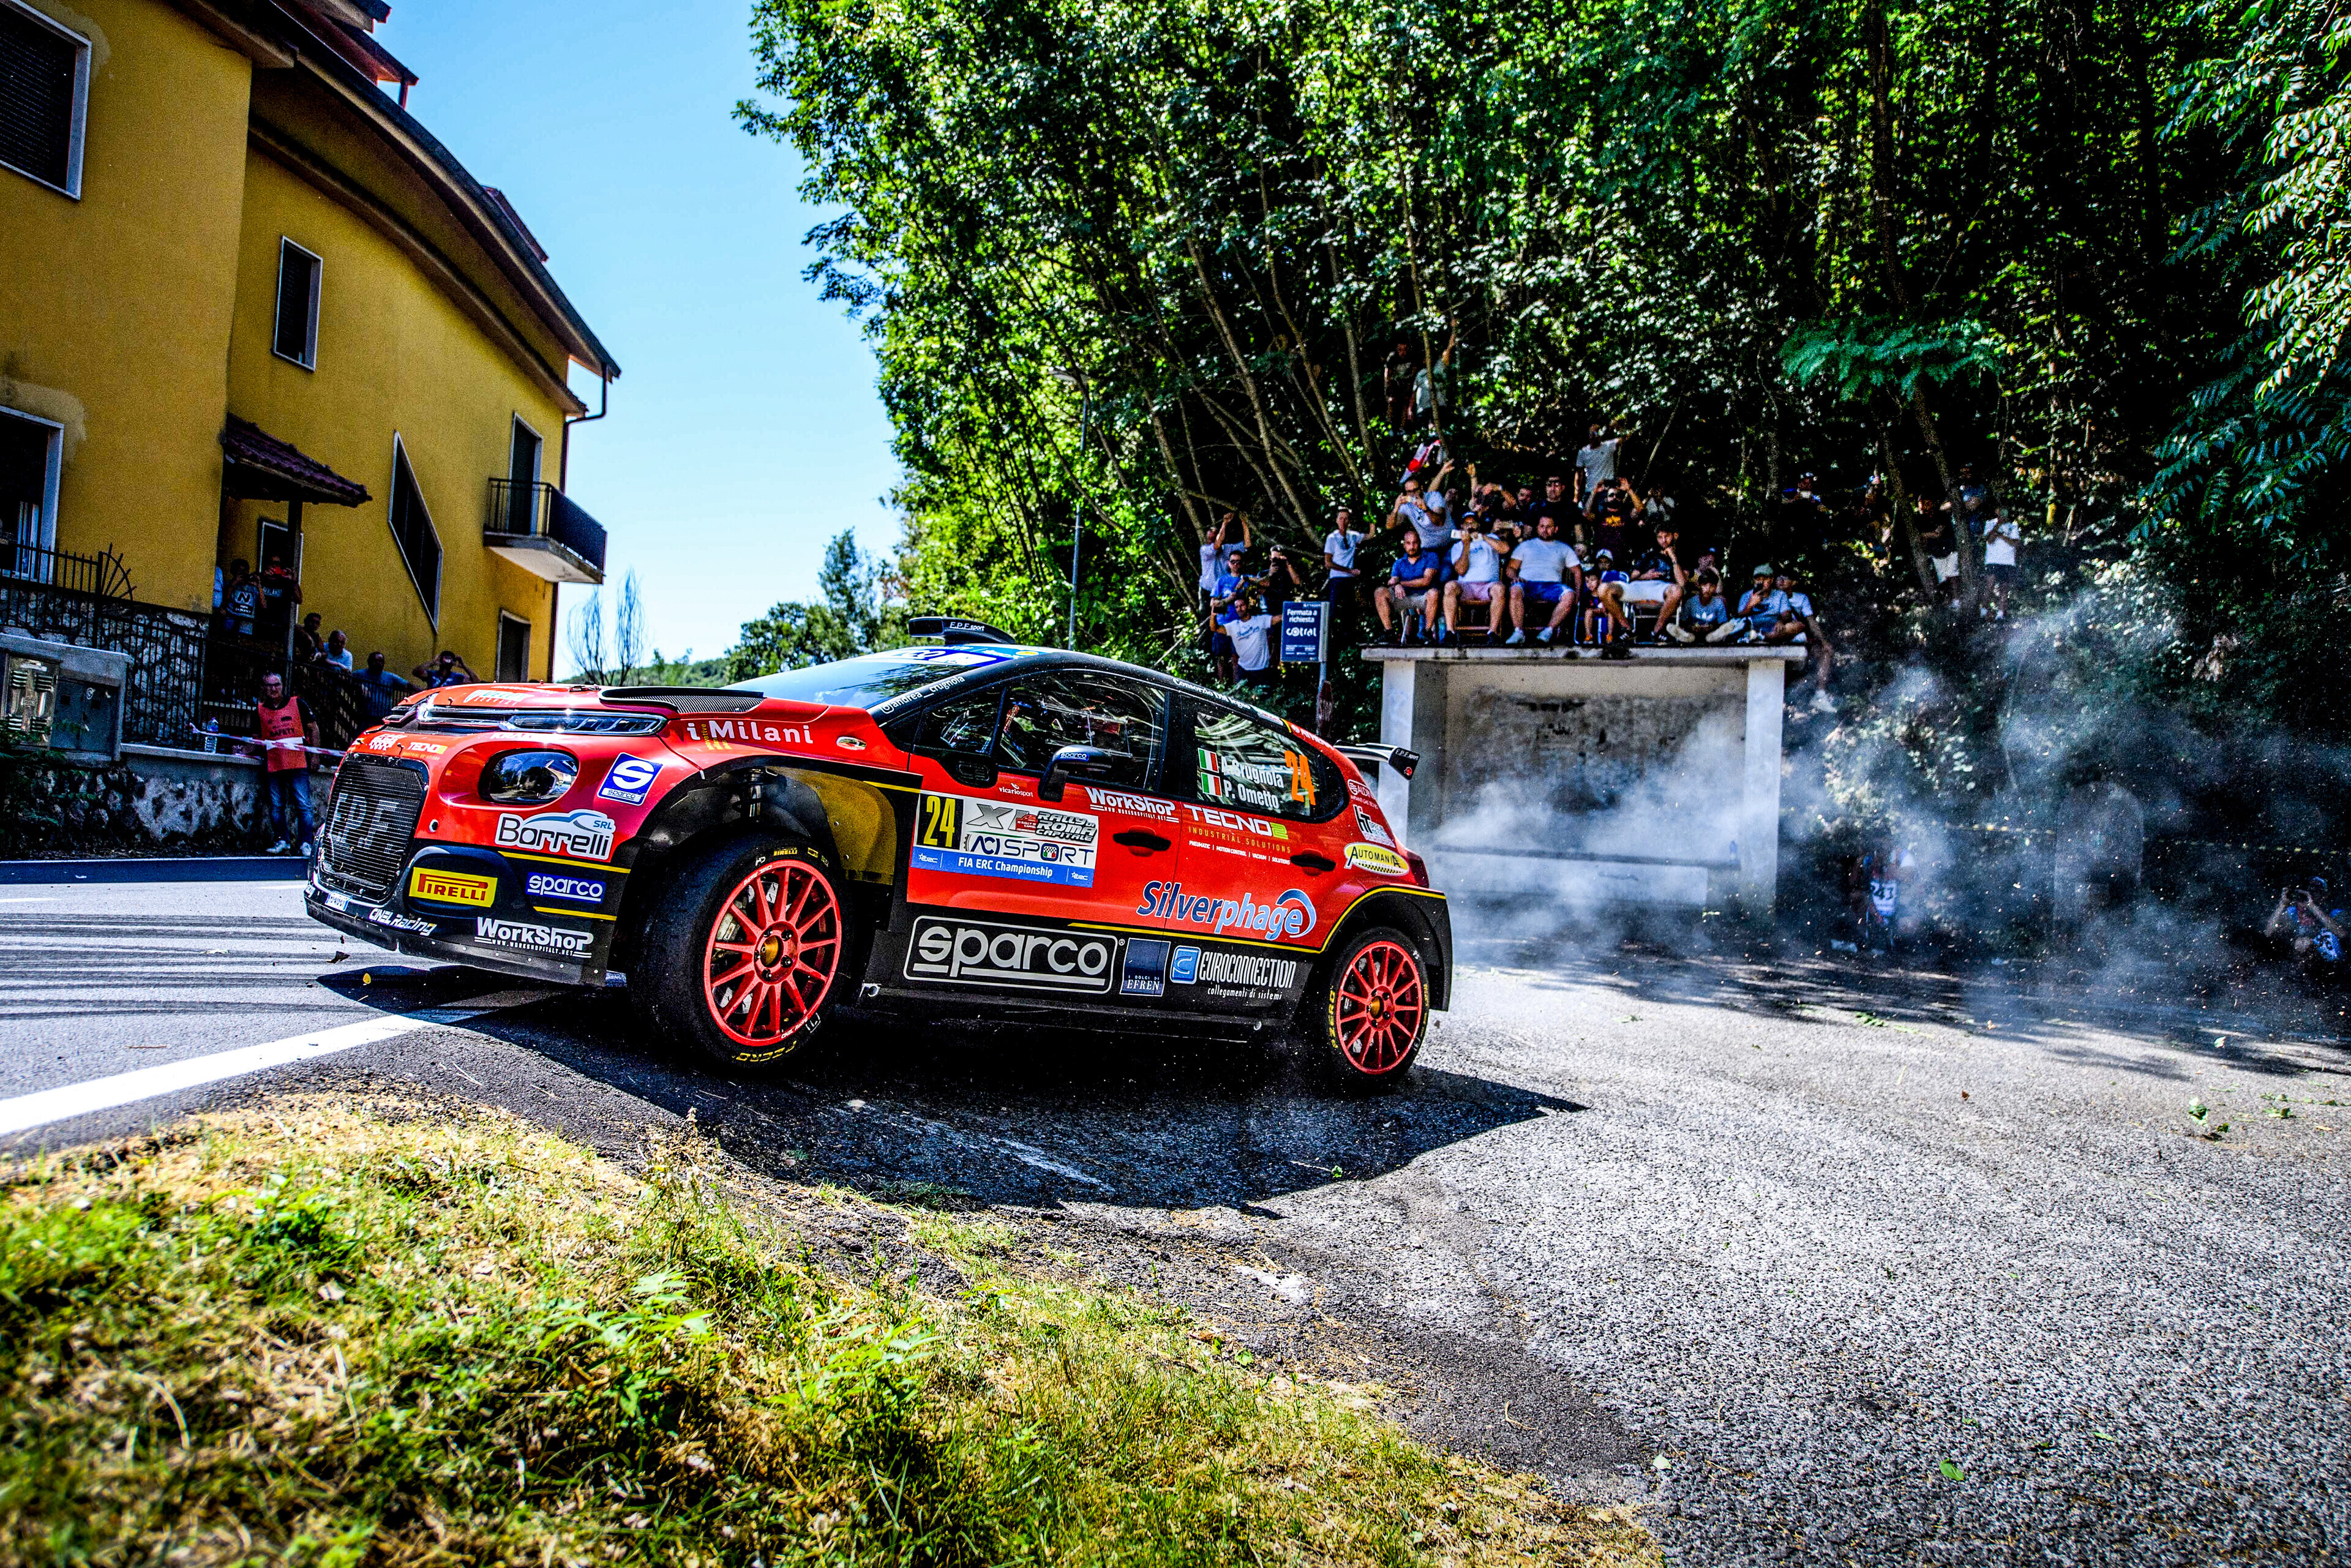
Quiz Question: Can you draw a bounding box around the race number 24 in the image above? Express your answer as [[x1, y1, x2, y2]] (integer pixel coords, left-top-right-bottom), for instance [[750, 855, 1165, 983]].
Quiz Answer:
[[915, 793, 962, 850]]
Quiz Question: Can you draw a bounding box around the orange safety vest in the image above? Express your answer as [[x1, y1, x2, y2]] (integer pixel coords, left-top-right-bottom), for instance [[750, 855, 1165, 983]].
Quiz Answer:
[[255, 694, 309, 772]]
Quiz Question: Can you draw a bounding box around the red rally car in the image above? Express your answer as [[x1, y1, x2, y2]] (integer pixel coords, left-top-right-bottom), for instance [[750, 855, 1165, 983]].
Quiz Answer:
[[304, 618, 1450, 1091]]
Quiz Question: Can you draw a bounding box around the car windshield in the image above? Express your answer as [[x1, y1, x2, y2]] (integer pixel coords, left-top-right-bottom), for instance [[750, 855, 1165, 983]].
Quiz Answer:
[[727, 647, 1019, 711]]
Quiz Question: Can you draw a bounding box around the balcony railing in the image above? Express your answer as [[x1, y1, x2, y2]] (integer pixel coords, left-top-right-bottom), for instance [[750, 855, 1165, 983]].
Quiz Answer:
[[0, 541, 135, 600], [484, 478, 606, 583]]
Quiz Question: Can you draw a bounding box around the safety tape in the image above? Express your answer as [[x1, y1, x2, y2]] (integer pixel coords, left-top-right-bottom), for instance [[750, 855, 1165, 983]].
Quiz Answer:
[[189, 726, 347, 760]]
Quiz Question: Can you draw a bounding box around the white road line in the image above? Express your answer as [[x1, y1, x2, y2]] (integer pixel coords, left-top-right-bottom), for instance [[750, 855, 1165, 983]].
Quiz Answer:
[[0, 898, 56, 904], [0, 989, 555, 1138]]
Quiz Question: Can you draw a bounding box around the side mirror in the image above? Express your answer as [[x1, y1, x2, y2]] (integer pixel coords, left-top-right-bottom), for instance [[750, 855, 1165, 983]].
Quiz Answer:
[[1038, 745, 1125, 803]]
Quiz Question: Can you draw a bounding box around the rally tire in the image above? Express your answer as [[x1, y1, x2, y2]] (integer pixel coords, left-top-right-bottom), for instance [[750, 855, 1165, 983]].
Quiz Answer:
[[1307, 925, 1428, 1095], [631, 828, 851, 1070]]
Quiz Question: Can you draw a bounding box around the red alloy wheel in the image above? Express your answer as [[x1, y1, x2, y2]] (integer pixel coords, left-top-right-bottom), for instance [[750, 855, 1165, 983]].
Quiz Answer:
[[1332, 939, 1425, 1076], [701, 858, 842, 1049]]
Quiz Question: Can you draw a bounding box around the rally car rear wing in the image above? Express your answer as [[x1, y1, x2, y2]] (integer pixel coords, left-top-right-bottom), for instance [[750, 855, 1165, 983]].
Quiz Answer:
[[1336, 743, 1419, 780]]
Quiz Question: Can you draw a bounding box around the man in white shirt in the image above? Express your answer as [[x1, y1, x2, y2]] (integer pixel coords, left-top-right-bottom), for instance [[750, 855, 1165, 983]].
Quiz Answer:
[[1224, 590, 1278, 688], [1575, 422, 1625, 514], [1321, 505, 1368, 613], [1502, 514, 1581, 645], [1441, 518, 1511, 643], [1981, 508, 2021, 620], [1198, 511, 1249, 653]]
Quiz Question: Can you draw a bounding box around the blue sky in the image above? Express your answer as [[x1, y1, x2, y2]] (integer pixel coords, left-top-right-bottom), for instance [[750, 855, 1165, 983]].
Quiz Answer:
[[378, 0, 899, 664]]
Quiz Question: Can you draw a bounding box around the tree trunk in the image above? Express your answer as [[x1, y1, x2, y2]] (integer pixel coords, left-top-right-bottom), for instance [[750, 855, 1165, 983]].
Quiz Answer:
[[1878, 422, 1937, 595]]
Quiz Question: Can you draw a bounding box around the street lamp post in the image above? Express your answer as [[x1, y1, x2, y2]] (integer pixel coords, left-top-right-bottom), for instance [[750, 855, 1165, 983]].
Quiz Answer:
[[1051, 366, 1090, 649]]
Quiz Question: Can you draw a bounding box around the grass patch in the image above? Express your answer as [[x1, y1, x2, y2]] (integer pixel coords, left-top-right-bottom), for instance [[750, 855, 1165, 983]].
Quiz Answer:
[[0, 1099, 1656, 1566]]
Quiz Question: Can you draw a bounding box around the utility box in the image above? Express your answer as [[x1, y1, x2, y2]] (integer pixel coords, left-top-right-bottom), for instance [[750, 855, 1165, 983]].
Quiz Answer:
[[0, 628, 129, 763]]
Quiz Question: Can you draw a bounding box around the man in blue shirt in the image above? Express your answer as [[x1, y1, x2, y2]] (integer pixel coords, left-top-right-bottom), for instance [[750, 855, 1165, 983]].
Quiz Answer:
[[1375, 541, 1443, 645], [1663, 569, 1740, 643], [1736, 565, 1787, 641]]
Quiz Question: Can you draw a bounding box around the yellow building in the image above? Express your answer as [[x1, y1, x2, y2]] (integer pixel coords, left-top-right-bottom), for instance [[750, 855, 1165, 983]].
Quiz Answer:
[[0, 0, 617, 700]]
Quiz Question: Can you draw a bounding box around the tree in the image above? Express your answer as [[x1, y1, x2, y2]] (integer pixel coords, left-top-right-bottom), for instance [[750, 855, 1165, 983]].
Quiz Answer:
[[726, 530, 910, 679]]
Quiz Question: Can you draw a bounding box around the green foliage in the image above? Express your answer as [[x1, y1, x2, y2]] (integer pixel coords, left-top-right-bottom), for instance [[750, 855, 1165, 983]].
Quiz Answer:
[[725, 530, 912, 681], [0, 1103, 1638, 1564]]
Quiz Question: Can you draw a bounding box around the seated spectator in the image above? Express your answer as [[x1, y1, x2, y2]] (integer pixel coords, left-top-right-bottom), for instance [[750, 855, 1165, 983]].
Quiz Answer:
[[221, 558, 258, 637], [321, 628, 354, 671], [1224, 589, 1278, 687], [1737, 565, 1787, 640], [356, 651, 411, 719], [1441, 517, 1511, 644], [1502, 512, 1580, 645], [1375, 538, 1444, 644], [1623, 524, 1688, 640], [293, 612, 325, 663], [1664, 570, 1741, 643], [1583, 550, 1633, 651], [1389, 468, 1456, 569], [1766, 566, 1836, 714], [1982, 506, 2021, 620], [2266, 878, 2345, 977], [414, 649, 478, 688]]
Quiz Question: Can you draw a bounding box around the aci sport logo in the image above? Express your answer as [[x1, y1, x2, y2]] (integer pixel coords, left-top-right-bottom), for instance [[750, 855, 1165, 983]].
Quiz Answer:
[[1136, 883, 1317, 940]]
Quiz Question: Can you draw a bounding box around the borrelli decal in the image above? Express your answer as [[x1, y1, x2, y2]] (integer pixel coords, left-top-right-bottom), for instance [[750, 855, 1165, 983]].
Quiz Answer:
[[473, 917, 592, 956], [1084, 786, 1177, 820], [904, 916, 1117, 993], [911, 793, 1098, 887], [493, 808, 617, 861], [525, 871, 608, 904], [1344, 842, 1411, 876], [1137, 883, 1318, 940], [675, 718, 815, 747]]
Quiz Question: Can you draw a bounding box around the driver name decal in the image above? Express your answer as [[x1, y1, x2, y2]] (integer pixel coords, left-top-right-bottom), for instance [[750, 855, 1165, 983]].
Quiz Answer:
[[1137, 882, 1318, 940], [912, 793, 1098, 887], [904, 916, 1117, 992]]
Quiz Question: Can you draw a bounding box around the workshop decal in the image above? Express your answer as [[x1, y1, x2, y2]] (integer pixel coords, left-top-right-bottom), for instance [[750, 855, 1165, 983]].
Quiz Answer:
[[904, 916, 1118, 992], [912, 793, 1099, 887], [473, 917, 593, 956]]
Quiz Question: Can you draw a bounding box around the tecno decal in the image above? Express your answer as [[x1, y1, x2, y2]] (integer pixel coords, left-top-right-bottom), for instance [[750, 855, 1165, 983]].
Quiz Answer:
[[493, 808, 617, 861], [525, 871, 608, 904], [1344, 842, 1411, 877], [1353, 808, 1395, 848], [1193, 950, 1301, 990], [911, 793, 1098, 887], [473, 917, 593, 956], [1086, 786, 1177, 820], [408, 866, 495, 907], [676, 718, 814, 747], [904, 916, 1117, 993], [1136, 883, 1318, 940], [1181, 803, 1289, 841]]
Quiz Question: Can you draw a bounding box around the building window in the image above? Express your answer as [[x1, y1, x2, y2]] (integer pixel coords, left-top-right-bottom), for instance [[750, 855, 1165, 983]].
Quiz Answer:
[[0, 407, 61, 574], [0, 0, 88, 198], [495, 613, 531, 683], [272, 239, 322, 369], [387, 436, 441, 623]]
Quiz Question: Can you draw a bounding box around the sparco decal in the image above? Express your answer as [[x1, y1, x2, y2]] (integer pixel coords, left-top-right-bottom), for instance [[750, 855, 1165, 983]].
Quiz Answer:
[[911, 793, 1099, 887], [473, 917, 593, 956], [1193, 950, 1300, 989], [904, 916, 1117, 993], [677, 718, 814, 746], [525, 871, 609, 904], [493, 808, 617, 861], [1085, 786, 1177, 820], [1136, 883, 1318, 940]]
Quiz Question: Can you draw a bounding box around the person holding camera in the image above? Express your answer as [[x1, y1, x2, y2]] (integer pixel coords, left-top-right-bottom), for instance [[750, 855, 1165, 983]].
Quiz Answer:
[[1441, 514, 1511, 644], [2267, 877, 2345, 976]]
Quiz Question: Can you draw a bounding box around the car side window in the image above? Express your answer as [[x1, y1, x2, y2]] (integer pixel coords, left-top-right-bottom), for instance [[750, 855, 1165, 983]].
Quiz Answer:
[[994, 672, 1167, 789], [1185, 701, 1342, 822], [907, 686, 1005, 758]]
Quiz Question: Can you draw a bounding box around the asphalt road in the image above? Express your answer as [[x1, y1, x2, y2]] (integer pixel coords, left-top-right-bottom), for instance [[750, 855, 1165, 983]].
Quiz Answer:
[[4, 865, 2347, 1563]]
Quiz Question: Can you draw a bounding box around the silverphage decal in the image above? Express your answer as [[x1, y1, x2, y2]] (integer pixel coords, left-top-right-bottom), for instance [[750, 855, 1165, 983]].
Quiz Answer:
[[1136, 882, 1318, 940], [473, 917, 592, 956], [911, 793, 1100, 887], [904, 916, 1117, 993], [494, 808, 617, 861]]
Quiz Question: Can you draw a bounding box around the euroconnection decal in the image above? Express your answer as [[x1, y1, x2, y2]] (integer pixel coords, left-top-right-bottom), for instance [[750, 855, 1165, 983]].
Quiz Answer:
[[1137, 883, 1317, 940]]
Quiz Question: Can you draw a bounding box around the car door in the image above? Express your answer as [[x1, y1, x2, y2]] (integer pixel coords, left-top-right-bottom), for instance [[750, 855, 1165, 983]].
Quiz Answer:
[[896, 668, 1179, 1002], [1160, 697, 1351, 1015]]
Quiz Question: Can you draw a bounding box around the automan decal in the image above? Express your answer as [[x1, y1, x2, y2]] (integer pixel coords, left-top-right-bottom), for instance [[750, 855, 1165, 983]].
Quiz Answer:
[[597, 755, 664, 806], [911, 793, 1099, 887], [473, 917, 593, 956], [675, 717, 816, 748], [525, 871, 609, 906], [493, 808, 617, 861], [408, 866, 495, 907], [904, 916, 1118, 993], [1353, 808, 1396, 848], [1136, 883, 1318, 940], [1344, 842, 1411, 877], [1084, 786, 1178, 820]]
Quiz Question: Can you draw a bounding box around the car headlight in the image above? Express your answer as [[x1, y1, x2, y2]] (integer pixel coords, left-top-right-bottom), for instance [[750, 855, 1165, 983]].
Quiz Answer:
[[479, 749, 579, 805]]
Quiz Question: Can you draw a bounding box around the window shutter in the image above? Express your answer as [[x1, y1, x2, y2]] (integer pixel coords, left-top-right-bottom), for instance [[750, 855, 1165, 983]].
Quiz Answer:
[[0, 4, 78, 190], [388, 441, 443, 622], [274, 242, 320, 366]]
